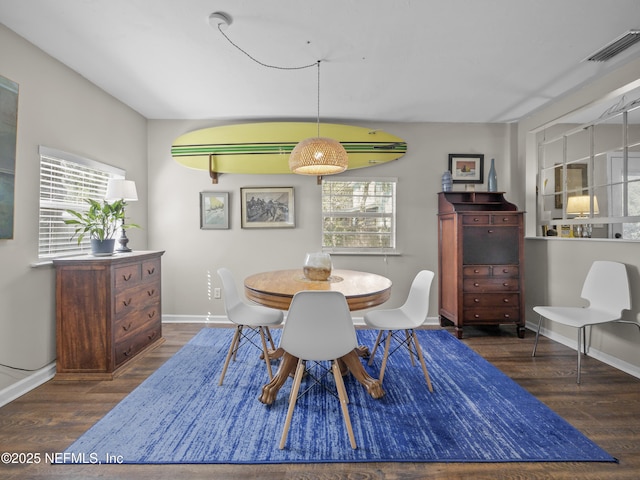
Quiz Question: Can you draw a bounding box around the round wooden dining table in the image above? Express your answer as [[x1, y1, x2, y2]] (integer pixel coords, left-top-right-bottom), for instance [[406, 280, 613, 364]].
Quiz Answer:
[[244, 269, 392, 405]]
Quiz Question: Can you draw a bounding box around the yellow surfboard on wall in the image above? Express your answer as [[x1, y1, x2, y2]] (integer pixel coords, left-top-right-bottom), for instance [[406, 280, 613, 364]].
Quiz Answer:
[[171, 122, 407, 178]]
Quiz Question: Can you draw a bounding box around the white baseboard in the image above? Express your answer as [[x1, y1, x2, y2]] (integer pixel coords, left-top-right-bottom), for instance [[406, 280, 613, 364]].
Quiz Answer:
[[525, 320, 640, 380], [162, 314, 443, 328], [0, 363, 56, 408]]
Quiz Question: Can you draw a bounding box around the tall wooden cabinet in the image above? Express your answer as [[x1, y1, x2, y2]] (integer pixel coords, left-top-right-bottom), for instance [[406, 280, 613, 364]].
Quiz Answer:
[[54, 251, 164, 380], [438, 192, 525, 339]]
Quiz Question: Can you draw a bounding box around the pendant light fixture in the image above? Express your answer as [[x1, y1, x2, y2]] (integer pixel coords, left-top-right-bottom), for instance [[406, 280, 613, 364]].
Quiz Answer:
[[288, 61, 349, 176], [209, 12, 348, 177]]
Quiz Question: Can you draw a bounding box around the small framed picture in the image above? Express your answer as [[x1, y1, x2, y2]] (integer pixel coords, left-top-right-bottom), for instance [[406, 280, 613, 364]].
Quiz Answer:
[[200, 192, 230, 229], [240, 187, 295, 228], [448, 154, 484, 184]]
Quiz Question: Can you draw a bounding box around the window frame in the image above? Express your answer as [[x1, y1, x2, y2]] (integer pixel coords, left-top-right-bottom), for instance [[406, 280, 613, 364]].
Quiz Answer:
[[321, 177, 397, 255], [38, 146, 125, 259]]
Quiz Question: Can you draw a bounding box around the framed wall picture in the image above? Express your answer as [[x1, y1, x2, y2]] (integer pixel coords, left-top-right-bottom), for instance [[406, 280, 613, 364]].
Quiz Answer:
[[448, 154, 484, 184], [240, 187, 295, 228], [200, 192, 230, 229]]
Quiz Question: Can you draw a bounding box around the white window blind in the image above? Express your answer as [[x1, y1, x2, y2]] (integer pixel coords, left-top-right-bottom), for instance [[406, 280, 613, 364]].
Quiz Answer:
[[38, 146, 124, 258], [321, 178, 397, 254]]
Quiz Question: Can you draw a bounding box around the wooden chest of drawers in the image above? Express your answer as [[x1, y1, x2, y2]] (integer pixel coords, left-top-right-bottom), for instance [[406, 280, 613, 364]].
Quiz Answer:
[[54, 251, 164, 380], [438, 192, 525, 339]]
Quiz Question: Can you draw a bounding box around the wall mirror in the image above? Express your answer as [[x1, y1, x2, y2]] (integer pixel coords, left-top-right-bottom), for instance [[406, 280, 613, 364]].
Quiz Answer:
[[536, 80, 640, 239]]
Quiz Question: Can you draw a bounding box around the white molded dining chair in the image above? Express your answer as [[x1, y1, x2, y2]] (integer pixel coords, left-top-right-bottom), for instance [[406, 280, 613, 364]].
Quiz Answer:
[[217, 268, 284, 386], [364, 270, 434, 393], [532, 260, 633, 384], [279, 291, 358, 450]]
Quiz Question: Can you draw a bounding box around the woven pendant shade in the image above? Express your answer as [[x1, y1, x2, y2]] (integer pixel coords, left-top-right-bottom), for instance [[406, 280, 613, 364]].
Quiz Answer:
[[289, 137, 349, 175]]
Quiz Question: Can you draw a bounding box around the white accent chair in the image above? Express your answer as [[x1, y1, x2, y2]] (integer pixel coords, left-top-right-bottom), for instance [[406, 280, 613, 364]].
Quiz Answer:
[[532, 260, 634, 384], [278, 291, 358, 450], [217, 268, 284, 386], [364, 270, 434, 393]]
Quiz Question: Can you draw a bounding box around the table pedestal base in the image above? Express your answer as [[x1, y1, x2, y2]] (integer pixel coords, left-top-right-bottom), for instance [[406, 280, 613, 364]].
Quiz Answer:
[[259, 347, 385, 405]]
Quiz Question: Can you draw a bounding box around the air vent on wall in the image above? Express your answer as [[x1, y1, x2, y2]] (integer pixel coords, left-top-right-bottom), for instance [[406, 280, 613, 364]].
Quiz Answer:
[[586, 30, 640, 62]]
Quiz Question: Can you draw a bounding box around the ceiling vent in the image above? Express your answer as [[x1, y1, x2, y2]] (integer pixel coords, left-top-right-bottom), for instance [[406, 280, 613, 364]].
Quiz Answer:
[[586, 30, 640, 62]]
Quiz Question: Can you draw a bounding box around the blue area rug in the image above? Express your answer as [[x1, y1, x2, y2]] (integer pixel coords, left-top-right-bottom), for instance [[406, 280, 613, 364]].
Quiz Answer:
[[63, 328, 615, 464]]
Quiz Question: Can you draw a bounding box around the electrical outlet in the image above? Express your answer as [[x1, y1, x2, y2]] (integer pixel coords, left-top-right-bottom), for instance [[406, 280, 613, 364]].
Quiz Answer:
[[214, 287, 221, 299]]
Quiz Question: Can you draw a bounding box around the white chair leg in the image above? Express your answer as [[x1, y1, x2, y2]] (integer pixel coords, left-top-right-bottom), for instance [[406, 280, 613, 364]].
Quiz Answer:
[[411, 330, 433, 393], [280, 359, 305, 449], [532, 315, 543, 357], [576, 328, 582, 384], [332, 360, 357, 449]]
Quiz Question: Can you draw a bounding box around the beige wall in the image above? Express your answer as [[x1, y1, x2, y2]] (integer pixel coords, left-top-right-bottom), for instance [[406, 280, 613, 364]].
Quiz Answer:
[[0, 25, 148, 391], [520, 57, 640, 376], [147, 120, 515, 318]]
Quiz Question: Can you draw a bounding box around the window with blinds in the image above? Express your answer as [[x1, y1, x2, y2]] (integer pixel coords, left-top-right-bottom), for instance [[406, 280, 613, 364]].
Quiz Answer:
[[321, 178, 397, 254], [38, 146, 125, 258]]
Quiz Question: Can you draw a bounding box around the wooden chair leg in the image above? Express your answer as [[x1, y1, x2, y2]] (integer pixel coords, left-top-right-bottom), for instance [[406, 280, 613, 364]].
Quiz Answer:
[[279, 359, 305, 449], [405, 330, 416, 366], [265, 326, 277, 351], [218, 326, 241, 386], [379, 330, 392, 383], [411, 330, 433, 393], [368, 330, 384, 366], [259, 327, 274, 380], [332, 360, 357, 449], [232, 325, 243, 361]]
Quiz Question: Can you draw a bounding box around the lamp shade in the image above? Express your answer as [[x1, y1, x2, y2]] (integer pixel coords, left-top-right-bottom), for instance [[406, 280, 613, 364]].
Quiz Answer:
[[566, 195, 599, 215], [289, 137, 349, 175], [105, 179, 138, 201]]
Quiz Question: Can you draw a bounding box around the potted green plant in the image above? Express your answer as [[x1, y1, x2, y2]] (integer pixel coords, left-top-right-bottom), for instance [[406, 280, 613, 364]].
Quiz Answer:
[[65, 198, 140, 255]]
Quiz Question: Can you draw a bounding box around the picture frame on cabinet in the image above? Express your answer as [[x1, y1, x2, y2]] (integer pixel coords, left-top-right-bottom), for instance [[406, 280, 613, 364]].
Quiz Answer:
[[240, 187, 295, 228], [200, 192, 230, 229], [448, 154, 484, 184]]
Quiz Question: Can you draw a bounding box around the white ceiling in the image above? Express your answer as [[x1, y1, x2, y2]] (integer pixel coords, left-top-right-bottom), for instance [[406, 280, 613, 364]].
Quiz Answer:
[[1, 0, 639, 123]]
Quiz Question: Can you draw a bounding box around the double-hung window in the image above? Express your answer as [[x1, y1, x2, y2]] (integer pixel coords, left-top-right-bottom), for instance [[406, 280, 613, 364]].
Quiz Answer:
[[321, 177, 397, 254], [38, 146, 124, 258]]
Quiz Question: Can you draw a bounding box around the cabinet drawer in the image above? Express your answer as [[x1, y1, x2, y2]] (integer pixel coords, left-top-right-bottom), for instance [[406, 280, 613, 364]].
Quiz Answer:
[[490, 214, 520, 225], [463, 293, 519, 308], [115, 305, 161, 342], [115, 324, 162, 367], [462, 214, 490, 225], [463, 278, 519, 292], [115, 263, 142, 290], [142, 258, 161, 283], [463, 307, 520, 322], [492, 266, 519, 277], [463, 266, 491, 277], [115, 281, 161, 318]]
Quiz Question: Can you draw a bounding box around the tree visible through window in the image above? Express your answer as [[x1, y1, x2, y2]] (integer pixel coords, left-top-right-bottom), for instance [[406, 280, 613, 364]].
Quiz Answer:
[[321, 178, 396, 253]]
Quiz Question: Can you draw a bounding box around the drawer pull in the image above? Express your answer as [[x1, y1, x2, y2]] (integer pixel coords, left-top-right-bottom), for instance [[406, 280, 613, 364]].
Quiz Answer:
[[474, 298, 480, 303], [147, 267, 155, 275], [503, 283, 510, 287], [122, 273, 132, 281], [473, 282, 480, 287], [502, 268, 509, 273], [147, 289, 155, 296], [474, 269, 480, 273], [503, 298, 510, 303], [503, 314, 510, 319], [501, 217, 509, 222], [474, 314, 480, 318], [122, 298, 132, 307], [123, 347, 133, 357], [148, 310, 156, 319], [122, 322, 132, 332], [148, 331, 157, 340], [487, 229, 494, 233], [473, 217, 480, 222]]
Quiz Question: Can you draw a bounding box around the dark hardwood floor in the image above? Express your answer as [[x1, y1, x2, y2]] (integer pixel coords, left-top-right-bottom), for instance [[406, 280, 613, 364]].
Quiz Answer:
[[1, 323, 639, 479]]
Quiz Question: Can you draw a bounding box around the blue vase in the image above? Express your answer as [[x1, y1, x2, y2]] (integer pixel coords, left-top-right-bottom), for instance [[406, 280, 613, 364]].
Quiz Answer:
[[488, 158, 498, 192], [442, 171, 453, 192]]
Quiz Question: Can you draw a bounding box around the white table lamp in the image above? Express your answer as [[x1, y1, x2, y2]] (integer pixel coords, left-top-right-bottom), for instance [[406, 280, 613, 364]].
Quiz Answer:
[[105, 179, 138, 252]]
